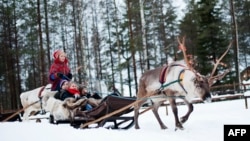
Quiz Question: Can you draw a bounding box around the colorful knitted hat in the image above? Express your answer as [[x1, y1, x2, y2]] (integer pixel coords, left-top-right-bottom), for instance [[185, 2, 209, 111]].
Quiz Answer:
[[53, 49, 64, 60], [60, 80, 68, 88]]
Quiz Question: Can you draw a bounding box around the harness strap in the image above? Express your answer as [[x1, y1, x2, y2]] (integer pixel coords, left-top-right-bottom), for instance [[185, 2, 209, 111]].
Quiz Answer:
[[159, 65, 168, 84], [38, 86, 46, 115], [159, 70, 188, 94], [178, 69, 188, 94], [159, 64, 186, 85], [161, 79, 181, 90], [169, 63, 186, 68], [38, 86, 45, 98], [145, 94, 185, 102], [158, 63, 188, 94]]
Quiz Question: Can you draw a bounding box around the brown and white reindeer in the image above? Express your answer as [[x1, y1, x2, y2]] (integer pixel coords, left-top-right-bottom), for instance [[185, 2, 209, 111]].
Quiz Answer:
[[134, 37, 232, 130]]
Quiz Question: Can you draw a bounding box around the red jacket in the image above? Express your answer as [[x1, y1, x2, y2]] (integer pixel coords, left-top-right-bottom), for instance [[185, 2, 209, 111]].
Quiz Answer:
[[49, 58, 70, 91]]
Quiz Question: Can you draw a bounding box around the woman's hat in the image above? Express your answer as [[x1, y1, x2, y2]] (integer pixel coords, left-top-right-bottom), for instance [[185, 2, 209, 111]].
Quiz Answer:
[[53, 49, 64, 60], [60, 80, 68, 88]]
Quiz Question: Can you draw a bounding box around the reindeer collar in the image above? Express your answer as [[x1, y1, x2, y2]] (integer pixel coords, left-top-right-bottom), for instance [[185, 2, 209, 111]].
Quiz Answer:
[[159, 64, 186, 84], [159, 68, 188, 94], [159, 65, 168, 84], [38, 86, 46, 98]]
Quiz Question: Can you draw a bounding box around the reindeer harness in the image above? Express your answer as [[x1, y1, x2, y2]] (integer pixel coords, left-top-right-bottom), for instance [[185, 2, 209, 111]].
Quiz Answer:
[[38, 86, 46, 114], [159, 64, 188, 94]]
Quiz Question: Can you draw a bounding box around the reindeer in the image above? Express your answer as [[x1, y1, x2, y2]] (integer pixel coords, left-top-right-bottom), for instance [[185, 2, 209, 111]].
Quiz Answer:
[[134, 37, 232, 130]]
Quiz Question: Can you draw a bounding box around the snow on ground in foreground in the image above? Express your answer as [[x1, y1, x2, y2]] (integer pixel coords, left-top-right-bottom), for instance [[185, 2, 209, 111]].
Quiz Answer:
[[1, 99, 250, 141]]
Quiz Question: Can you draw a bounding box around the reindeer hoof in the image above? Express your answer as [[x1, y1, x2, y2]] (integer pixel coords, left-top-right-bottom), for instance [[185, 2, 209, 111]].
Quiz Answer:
[[161, 127, 168, 130], [161, 125, 168, 130], [135, 125, 140, 129], [175, 123, 184, 131], [36, 119, 41, 123], [175, 126, 184, 131], [180, 116, 188, 123]]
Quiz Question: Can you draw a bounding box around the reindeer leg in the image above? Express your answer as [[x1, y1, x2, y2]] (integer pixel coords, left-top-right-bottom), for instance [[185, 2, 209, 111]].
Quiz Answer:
[[180, 98, 193, 123], [151, 101, 168, 129], [134, 100, 146, 129], [23, 110, 29, 121], [169, 98, 184, 131]]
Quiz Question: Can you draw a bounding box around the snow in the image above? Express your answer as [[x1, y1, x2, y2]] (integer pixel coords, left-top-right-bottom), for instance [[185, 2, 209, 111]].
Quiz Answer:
[[242, 80, 250, 96], [244, 91, 250, 96], [1, 99, 249, 141]]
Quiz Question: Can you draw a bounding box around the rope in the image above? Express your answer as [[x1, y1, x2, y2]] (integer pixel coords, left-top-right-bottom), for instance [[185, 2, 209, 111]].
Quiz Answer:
[[2, 85, 49, 122], [80, 90, 160, 128], [147, 94, 185, 100], [80, 91, 184, 128]]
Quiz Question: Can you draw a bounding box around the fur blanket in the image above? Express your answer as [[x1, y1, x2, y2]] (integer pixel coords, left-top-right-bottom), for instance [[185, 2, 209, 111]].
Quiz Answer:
[[43, 93, 88, 121]]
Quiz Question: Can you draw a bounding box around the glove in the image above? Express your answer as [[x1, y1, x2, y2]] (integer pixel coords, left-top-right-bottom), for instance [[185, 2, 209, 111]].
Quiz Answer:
[[74, 94, 80, 99], [67, 73, 73, 80], [86, 93, 91, 98], [56, 72, 64, 78]]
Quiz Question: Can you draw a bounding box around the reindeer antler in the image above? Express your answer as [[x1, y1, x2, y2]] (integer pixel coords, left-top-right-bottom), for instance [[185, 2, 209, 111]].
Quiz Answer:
[[208, 41, 233, 86], [210, 41, 232, 77], [177, 36, 193, 70], [209, 69, 230, 84]]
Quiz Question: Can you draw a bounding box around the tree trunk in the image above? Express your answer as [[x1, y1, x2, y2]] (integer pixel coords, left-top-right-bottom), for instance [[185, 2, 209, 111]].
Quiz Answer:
[[113, 0, 124, 95], [230, 0, 241, 89], [43, 0, 51, 66], [13, 0, 21, 109], [139, 0, 148, 72], [127, 0, 138, 93], [37, 0, 46, 85]]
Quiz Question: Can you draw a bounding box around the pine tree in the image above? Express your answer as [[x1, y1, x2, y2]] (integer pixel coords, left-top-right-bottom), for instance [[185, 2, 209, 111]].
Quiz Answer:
[[180, 0, 233, 85], [234, 0, 250, 68]]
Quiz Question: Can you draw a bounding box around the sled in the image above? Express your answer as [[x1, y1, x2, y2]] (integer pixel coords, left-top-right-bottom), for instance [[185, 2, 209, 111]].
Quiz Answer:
[[49, 95, 137, 129], [0, 110, 22, 122]]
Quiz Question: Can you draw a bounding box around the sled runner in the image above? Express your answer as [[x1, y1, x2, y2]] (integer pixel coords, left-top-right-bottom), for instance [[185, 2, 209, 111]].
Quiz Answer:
[[49, 95, 136, 129]]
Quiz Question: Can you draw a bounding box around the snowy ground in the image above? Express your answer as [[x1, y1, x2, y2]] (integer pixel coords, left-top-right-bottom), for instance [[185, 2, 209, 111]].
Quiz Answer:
[[1, 98, 249, 141]]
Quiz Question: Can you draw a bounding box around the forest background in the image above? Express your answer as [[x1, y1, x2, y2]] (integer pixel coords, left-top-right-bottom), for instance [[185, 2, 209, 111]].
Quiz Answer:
[[0, 0, 250, 111]]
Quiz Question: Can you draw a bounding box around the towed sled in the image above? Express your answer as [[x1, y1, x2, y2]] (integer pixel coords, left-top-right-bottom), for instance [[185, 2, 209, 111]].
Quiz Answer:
[[49, 95, 137, 129], [0, 110, 22, 122]]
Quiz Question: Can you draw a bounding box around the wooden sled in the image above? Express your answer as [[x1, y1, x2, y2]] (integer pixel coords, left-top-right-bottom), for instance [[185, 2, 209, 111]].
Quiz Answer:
[[0, 110, 22, 122], [49, 95, 136, 130]]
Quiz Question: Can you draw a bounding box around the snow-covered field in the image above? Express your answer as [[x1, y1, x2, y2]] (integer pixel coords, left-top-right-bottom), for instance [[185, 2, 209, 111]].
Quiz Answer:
[[1, 98, 249, 141]]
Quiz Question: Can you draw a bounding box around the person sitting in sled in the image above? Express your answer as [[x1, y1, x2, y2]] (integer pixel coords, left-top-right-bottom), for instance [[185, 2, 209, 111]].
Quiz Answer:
[[54, 79, 69, 99], [79, 85, 102, 111], [60, 81, 81, 101], [80, 85, 102, 100], [48, 49, 72, 91]]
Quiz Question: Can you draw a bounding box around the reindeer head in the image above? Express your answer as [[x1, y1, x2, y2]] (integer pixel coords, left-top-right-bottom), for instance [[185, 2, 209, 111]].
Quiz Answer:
[[177, 36, 232, 101], [192, 73, 211, 102]]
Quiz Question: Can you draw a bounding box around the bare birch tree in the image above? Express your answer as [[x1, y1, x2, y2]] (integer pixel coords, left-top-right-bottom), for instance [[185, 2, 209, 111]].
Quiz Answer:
[[139, 0, 148, 72]]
